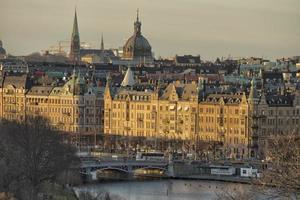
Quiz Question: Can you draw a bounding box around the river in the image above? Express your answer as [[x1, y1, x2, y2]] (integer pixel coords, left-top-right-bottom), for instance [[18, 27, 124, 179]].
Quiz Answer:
[[74, 179, 271, 200]]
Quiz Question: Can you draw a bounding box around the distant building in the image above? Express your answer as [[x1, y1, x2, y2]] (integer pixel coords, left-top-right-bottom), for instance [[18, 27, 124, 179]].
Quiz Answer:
[[238, 57, 266, 65], [80, 35, 119, 64], [175, 55, 201, 67], [0, 58, 29, 73]]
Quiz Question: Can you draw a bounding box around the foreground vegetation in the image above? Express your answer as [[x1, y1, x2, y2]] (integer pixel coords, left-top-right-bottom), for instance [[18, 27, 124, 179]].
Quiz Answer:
[[0, 116, 80, 200]]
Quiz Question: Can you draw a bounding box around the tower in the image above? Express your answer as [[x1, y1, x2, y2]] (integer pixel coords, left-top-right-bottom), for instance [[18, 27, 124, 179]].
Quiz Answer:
[[69, 9, 81, 63]]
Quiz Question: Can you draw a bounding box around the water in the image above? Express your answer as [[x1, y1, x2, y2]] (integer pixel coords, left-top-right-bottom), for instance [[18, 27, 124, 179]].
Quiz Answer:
[[75, 179, 266, 200]]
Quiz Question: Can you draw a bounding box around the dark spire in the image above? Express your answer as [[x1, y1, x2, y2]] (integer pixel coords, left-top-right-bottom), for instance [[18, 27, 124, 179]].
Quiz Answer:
[[134, 9, 141, 35], [70, 8, 81, 63], [72, 8, 79, 38], [101, 33, 104, 51]]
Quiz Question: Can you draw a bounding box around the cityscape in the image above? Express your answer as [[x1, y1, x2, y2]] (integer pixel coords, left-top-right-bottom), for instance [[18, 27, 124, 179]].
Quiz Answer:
[[0, 1, 299, 200]]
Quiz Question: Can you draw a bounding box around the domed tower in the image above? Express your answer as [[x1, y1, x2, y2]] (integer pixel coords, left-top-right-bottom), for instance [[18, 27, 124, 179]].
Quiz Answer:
[[122, 10, 153, 62]]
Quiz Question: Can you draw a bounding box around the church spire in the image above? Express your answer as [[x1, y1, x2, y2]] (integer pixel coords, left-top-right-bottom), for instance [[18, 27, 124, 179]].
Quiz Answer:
[[101, 33, 104, 51], [69, 8, 81, 63], [72, 8, 79, 38]]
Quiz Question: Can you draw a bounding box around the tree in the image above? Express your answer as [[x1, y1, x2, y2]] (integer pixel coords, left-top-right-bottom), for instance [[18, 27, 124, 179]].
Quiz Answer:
[[256, 132, 300, 199], [0, 116, 78, 200]]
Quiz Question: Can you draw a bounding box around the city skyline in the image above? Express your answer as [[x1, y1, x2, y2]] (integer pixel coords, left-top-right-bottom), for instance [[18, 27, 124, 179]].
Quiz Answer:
[[0, 0, 299, 60]]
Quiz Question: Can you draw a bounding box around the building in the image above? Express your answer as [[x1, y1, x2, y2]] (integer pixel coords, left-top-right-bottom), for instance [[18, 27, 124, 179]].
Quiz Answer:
[[198, 93, 249, 159], [254, 90, 300, 159], [175, 55, 201, 67], [0, 58, 29, 73], [104, 68, 251, 158], [122, 10, 153, 65], [0, 71, 104, 145], [80, 35, 119, 64]]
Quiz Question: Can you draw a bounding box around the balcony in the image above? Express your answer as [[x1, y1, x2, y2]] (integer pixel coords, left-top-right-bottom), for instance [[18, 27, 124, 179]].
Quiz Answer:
[[7, 110, 17, 113], [63, 112, 71, 116], [124, 127, 131, 131], [137, 118, 144, 122]]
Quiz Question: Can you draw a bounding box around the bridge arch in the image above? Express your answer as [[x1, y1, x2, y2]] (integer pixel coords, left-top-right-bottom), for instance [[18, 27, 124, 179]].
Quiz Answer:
[[96, 167, 129, 174]]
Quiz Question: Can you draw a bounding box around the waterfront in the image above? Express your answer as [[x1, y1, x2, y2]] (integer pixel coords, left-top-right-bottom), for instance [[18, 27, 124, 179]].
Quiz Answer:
[[75, 179, 266, 200]]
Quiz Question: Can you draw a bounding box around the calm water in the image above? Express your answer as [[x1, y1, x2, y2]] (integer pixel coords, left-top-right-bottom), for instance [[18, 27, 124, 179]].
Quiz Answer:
[[75, 179, 267, 200]]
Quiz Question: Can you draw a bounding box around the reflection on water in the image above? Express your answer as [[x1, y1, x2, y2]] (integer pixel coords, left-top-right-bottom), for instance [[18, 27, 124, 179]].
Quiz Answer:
[[75, 179, 265, 200]]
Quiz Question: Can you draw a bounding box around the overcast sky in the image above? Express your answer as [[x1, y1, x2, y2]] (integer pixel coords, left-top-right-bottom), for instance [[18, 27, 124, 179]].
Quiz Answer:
[[0, 0, 299, 60]]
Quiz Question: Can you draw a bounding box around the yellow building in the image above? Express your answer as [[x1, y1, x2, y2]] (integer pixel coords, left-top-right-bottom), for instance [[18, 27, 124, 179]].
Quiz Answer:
[[104, 68, 251, 158], [104, 81, 198, 141], [0, 72, 104, 144], [199, 93, 249, 158]]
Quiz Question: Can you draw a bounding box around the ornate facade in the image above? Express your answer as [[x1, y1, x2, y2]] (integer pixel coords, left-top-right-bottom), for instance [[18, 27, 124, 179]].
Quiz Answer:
[[104, 69, 252, 158], [0, 72, 104, 143], [251, 85, 300, 159]]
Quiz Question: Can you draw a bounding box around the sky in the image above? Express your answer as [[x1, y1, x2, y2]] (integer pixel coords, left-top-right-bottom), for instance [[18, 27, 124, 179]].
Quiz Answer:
[[0, 0, 299, 61]]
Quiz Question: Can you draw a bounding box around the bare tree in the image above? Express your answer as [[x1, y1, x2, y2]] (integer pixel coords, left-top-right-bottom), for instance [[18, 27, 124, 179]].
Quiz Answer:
[[256, 132, 300, 199], [0, 116, 78, 200]]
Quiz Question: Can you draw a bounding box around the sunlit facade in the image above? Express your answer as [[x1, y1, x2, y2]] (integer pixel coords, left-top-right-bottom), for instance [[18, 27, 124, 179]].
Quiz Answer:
[[0, 73, 104, 140]]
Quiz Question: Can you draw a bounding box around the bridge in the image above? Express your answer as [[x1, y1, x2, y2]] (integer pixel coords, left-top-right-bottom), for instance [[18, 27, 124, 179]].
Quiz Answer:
[[80, 159, 169, 180]]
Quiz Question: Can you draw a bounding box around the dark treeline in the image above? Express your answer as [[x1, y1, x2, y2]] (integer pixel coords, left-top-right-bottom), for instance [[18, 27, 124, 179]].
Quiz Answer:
[[0, 116, 79, 200]]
